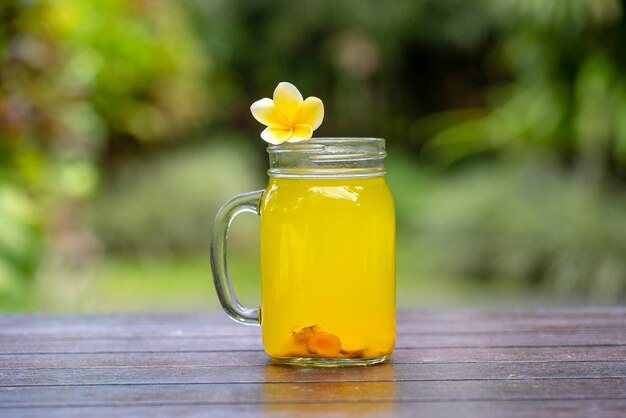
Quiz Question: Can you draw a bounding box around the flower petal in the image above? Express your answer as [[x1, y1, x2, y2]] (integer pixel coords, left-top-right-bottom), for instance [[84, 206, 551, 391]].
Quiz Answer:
[[287, 124, 313, 143], [261, 127, 292, 144], [273, 82, 303, 124], [250, 98, 288, 128], [294, 96, 324, 130]]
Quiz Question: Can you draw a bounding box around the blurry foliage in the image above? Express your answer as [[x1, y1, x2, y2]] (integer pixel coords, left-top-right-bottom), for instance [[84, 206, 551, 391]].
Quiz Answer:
[[0, 0, 209, 300], [178, 0, 626, 299], [423, 0, 626, 180], [407, 0, 626, 298], [183, 0, 626, 181], [0, 185, 40, 307], [414, 159, 626, 298], [2, 0, 626, 308], [183, 0, 498, 140], [91, 137, 263, 254]]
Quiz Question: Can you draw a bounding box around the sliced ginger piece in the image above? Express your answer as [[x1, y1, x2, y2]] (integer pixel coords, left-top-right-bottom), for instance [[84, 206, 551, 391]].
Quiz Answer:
[[307, 331, 341, 357], [292, 325, 320, 342]]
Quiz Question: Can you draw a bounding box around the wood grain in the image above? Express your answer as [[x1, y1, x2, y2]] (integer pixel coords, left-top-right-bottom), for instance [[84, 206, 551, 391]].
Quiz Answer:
[[3, 361, 626, 386], [1, 307, 625, 336], [1, 307, 625, 417], [2, 400, 626, 418], [2, 328, 626, 355], [2, 378, 626, 407], [2, 346, 625, 369]]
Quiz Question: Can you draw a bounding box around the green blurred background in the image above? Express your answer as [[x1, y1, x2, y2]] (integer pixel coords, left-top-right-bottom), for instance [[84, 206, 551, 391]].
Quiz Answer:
[[1, 0, 625, 312]]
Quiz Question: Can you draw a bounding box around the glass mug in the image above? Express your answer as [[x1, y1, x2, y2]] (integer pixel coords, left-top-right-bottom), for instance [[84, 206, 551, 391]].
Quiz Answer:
[[210, 138, 395, 366]]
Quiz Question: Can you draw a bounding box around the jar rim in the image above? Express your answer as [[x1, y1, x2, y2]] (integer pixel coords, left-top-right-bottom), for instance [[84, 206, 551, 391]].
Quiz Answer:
[[267, 137, 384, 152], [266, 137, 386, 178]]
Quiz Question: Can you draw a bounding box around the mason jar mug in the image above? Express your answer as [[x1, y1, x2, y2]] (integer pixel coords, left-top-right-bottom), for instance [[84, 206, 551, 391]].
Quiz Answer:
[[210, 138, 395, 366]]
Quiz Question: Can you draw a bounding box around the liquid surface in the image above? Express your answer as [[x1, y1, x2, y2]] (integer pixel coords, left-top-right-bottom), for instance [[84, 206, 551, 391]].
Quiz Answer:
[[260, 176, 395, 360]]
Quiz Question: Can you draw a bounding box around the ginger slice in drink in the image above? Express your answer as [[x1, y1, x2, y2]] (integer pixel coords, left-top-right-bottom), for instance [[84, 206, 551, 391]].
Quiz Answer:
[[292, 325, 320, 342], [307, 331, 341, 357]]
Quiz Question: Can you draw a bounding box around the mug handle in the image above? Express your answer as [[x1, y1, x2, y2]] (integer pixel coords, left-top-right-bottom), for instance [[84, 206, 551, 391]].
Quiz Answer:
[[210, 190, 264, 326]]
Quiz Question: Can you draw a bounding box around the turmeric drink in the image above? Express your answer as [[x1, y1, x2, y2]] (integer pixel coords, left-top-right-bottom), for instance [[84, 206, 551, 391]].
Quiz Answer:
[[260, 176, 396, 362]]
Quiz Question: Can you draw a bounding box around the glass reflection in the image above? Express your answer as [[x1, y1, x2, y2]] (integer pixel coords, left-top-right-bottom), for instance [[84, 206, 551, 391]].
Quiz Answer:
[[261, 361, 397, 415]]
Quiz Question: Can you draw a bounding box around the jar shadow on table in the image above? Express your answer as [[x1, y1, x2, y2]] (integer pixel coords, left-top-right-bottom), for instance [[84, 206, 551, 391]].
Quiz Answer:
[[261, 361, 398, 414]]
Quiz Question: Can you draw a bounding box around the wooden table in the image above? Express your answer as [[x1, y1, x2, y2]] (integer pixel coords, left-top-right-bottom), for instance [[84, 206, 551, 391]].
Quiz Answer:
[[1, 307, 625, 417]]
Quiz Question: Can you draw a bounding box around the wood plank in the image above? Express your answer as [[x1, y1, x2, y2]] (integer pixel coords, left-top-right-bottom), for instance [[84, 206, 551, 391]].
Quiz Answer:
[[3, 324, 625, 339], [2, 399, 626, 418], [0, 308, 601, 327], [1, 308, 624, 416], [1, 345, 626, 369], [1, 307, 625, 337], [1, 330, 625, 354], [1, 378, 625, 407], [1, 361, 625, 386]]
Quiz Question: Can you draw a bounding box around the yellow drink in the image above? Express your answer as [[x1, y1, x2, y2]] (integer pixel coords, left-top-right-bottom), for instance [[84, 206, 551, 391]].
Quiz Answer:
[[260, 176, 395, 360]]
